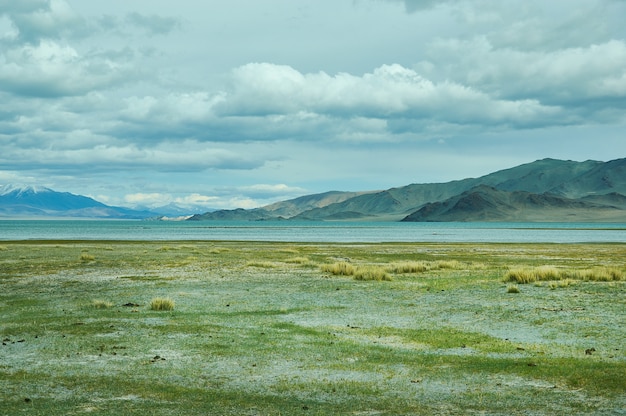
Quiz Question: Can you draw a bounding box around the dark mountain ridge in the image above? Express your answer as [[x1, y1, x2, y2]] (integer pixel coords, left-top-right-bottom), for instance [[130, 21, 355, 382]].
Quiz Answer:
[[401, 185, 626, 222]]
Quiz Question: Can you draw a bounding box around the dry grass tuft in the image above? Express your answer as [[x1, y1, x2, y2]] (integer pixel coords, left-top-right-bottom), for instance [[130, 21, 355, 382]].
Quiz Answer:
[[387, 261, 430, 273], [435, 260, 462, 269], [91, 299, 113, 309], [505, 265, 623, 284], [571, 267, 623, 282], [387, 259, 465, 274], [504, 266, 561, 283], [285, 257, 311, 265], [79, 253, 95, 262], [353, 266, 392, 281], [321, 262, 391, 281], [150, 297, 175, 311], [506, 285, 520, 293], [321, 262, 355, 276], [245, 261, 277, 268]]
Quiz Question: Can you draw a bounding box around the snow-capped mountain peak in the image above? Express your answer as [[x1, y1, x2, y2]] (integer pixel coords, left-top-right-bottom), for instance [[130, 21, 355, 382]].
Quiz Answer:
[[0, 185, 53, 196], [0, 184, 157, 219]]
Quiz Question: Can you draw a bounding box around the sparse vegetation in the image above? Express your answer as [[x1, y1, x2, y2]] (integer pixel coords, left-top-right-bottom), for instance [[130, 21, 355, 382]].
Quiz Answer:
[[0, 241, 624, 415]]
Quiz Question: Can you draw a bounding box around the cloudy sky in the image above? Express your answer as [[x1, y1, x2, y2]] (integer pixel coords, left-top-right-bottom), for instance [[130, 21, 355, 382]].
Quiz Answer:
[[1, 0, 625, 211]]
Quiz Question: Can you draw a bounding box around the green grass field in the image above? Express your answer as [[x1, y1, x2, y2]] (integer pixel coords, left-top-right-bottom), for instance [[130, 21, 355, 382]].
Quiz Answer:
[[1, 241, 624, 415]]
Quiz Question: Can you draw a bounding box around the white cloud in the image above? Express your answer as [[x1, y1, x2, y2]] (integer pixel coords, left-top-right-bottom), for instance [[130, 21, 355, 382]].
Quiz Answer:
[[0, 39, 138, 97], [424, 37, 626, 111], [123, 192, 220, 209], [217, 62, 562, 129], [122, 191, 284, 211], [381, 0, 463, 13], [2, 0, 87, 42], [125, 12, 181, 36], [0, 141, 265, 173], [174, 193, 218, 206], [124, 193, 172, 206], [0, 0, 49, 14], [237, 184, 307, 197]]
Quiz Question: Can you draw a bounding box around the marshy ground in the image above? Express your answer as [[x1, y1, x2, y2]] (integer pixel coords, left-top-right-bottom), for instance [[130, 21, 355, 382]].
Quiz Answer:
[[0, 241, 624, 415]]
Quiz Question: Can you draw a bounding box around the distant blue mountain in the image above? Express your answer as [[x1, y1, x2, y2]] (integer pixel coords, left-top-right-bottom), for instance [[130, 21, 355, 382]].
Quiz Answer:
[[0, 185, 157, 219]]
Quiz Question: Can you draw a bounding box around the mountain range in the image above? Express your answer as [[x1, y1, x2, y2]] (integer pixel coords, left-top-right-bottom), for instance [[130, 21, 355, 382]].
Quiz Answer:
[[0, 185, 157, 219], [190, 157, 626, 222], [2, 158, 625, 221]]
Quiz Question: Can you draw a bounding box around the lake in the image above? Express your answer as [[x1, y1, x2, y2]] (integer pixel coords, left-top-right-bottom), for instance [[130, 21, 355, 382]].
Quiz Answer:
[[0, 220, 625, 243]]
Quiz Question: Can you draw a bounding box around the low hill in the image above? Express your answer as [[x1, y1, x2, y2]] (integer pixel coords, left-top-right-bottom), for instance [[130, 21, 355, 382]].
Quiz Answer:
[[188, 208, 275, 221], [262, 190, 374, 217], [188, 190, 372, 221]]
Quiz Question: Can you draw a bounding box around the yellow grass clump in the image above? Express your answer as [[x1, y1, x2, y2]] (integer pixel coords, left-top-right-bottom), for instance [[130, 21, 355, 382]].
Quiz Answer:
[[387, 260, 464, 274], [506, 285, 520, 293], [435, 260, 462, 269], [245, 261, 277, 268], [150, 297, 175, 311], [79, 253, 95, 262], [571, 267, 623, 281], [285, 257, 311, 265], [353, 266, 392, 282], [321, 262, 391, 281], [505, 266, 623, 283], [321, 262, 355, 276], [92, 299, 113, 309], [387, 261, 430, 273], [504, 266, 562, 283]]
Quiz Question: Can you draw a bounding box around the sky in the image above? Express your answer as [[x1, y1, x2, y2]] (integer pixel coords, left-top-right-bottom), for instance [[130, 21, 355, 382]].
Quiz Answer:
[[1, 0, 625, 212]]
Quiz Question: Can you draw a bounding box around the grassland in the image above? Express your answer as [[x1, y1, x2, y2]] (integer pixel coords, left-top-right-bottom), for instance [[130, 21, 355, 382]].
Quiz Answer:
[[0, 241, 624, 415]]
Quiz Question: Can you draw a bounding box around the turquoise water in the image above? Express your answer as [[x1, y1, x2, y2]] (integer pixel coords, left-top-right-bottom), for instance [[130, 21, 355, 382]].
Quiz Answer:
[[0, 220, 625, 243]]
